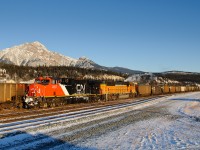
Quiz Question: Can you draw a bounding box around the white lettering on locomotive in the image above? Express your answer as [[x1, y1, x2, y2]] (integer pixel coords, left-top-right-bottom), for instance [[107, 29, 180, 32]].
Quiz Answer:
[[76, 84, 85, 94]]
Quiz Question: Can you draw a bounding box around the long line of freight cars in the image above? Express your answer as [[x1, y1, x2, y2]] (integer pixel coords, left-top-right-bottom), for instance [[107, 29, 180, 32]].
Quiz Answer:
[[0, 79, 199, 105], [137, 85, 199, 96], [0, 84, 199, 103]]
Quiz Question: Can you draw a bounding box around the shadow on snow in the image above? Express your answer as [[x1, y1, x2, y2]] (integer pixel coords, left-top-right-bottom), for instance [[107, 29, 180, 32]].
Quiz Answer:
[[0, 131, 96, 150]]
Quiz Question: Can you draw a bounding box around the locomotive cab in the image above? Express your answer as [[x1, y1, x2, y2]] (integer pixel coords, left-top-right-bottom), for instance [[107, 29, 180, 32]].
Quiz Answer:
[[27, 77, 69, 97]]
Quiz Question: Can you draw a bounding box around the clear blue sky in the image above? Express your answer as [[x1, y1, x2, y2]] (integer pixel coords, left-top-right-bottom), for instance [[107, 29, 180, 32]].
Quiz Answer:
[[0, 0, 200, 72]]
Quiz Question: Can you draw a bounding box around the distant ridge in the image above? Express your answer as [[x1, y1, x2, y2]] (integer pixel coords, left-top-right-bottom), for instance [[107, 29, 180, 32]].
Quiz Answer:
[[162, 70, 200, 75], [108, 66, 144, 74]]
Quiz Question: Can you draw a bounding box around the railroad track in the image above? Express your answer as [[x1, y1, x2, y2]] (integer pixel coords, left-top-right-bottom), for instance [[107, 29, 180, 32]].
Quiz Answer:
[[0, 95, 165, 123], [0, 96, 164, 137], [0, 95, 171, 150]]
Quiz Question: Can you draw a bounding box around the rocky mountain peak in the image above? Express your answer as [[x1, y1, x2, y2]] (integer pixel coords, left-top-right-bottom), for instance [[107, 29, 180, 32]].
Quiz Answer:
[[78, 56, 89, 60], [0, 41, 77, 66], [0, 42, 100, 68], [27, 41, 49, 51], [18, 41, 50, 53], [0, 41, 143, 75]]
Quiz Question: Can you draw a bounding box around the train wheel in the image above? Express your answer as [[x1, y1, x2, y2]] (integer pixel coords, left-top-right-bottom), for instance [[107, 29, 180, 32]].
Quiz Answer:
[[23, 103, 30, 109]]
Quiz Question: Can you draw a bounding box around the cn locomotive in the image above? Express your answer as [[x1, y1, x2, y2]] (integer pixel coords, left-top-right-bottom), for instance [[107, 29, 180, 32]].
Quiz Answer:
[[24, 76, 136, 107]]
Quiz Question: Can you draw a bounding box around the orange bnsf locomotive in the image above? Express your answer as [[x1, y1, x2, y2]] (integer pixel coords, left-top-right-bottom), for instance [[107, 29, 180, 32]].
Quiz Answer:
[[25, 76, 136, 107]]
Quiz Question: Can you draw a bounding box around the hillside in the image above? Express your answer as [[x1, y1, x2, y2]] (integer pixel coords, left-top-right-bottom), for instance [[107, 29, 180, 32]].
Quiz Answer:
[[125, 71, 200, 86], [154, 72, 200, 85], [0, 62, 126, 82]]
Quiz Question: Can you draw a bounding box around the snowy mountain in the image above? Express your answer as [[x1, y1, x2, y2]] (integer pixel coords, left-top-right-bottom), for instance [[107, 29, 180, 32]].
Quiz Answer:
[[0, 42, 99, 68], [0, 41, 142, 74]]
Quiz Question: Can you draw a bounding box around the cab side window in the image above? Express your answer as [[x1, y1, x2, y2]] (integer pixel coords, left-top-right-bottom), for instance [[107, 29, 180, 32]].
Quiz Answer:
[[42, 79, 50, 85]]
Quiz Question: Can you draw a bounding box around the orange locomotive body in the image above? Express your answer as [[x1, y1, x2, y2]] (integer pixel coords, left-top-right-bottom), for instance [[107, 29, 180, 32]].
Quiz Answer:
[[27, 77, 69, 97]]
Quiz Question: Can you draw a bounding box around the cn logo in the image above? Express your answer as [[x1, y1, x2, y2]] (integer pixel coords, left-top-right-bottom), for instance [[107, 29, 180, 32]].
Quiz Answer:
[[76, 84, 85, 93]]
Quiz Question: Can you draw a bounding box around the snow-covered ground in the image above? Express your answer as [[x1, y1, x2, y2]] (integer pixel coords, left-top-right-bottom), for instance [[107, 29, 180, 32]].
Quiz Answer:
[[0, 92, 200, 150], [55, 92, 200, 150]]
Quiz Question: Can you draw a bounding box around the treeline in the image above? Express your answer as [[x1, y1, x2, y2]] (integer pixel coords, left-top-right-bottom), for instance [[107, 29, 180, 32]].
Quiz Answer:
[[0, 62, 126, 81], [155, 73, 200, 84]]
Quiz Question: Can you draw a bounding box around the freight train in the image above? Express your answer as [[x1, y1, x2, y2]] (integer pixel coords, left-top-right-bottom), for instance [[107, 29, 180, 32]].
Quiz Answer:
[[24, 76, 136, 108], [0, 76, 200, 109]]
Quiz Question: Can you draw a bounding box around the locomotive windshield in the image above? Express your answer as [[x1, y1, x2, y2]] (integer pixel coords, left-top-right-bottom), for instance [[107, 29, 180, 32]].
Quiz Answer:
[[34, 79, 50, 85], [41, 79, 50, 84], [35, 79, 42, 84]]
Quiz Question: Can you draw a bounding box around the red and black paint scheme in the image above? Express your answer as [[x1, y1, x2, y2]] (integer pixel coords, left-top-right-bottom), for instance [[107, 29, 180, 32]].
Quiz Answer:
[[24, 76, 135, 108]]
